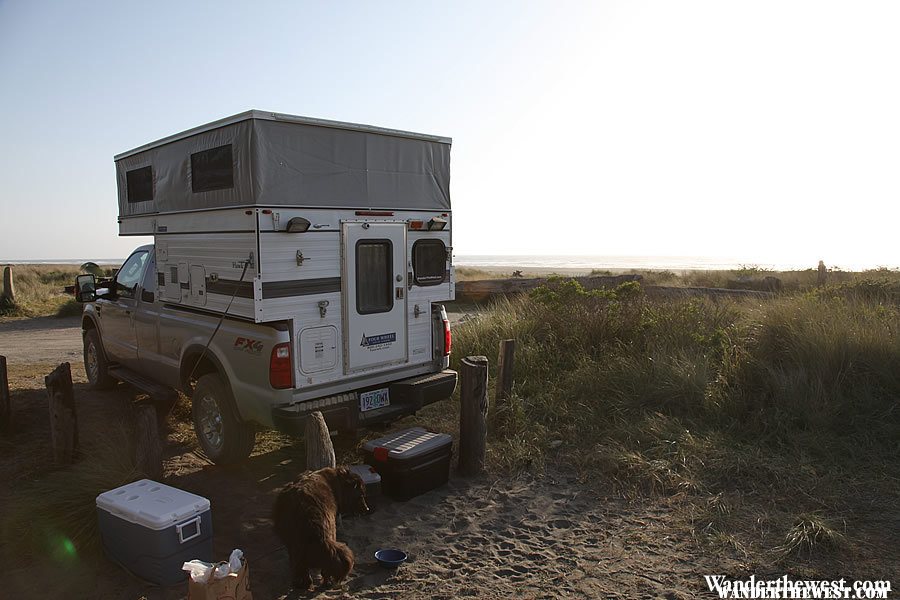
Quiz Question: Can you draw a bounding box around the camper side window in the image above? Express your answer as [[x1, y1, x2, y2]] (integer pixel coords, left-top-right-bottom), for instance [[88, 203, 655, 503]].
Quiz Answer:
[[356, 240, 393, 314], [413, 240, 446, 286], [191, 145, 234, 193], [126, 166, 153, 203]]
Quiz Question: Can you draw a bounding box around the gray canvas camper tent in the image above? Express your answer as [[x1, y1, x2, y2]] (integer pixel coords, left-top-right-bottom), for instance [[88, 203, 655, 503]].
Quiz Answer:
[[116, 110, 451, 223]]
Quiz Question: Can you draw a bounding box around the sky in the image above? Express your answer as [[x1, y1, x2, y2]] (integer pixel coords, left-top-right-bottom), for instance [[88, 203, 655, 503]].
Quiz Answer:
[[1, 0, 899, 269]]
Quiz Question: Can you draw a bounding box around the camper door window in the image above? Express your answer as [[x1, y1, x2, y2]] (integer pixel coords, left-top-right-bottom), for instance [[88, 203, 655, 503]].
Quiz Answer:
[[115, 251, 149, 299], [356, 240, 393, 314]]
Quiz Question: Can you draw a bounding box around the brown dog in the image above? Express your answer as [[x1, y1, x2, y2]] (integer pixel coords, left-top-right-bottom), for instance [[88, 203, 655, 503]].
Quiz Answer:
[[273, 466, 370, 589]]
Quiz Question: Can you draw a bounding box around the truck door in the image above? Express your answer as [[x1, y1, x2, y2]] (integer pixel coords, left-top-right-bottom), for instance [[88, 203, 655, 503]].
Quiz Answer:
[[342, 222, 408, 373], [97, 249, 149, 365]]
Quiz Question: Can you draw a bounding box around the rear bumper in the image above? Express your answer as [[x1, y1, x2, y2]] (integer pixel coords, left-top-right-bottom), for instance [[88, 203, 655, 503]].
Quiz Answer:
[[272, 369, 457, 435]]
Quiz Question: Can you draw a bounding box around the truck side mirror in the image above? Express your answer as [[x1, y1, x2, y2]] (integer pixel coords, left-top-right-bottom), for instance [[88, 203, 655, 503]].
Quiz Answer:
[[75, 274, 97, 303]]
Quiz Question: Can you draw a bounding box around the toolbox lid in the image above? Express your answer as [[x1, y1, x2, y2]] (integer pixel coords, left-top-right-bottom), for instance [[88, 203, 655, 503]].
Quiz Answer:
[[96, 479, 210, 531], [348, 464, 382, 485], [363, 427, 452, 461]]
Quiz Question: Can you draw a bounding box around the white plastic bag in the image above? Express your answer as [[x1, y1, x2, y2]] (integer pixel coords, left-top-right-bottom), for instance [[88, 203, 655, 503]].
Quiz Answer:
[[182, 559, 214, 584]]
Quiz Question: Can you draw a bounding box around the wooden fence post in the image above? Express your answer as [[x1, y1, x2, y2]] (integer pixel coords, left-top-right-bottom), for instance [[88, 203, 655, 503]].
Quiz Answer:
[[459, 355, 489, 476], [495, 340, 516, 404], [1, 266, 15, 304], [305, 411, 336, 471], [0, 355, 10, 434], [45, 362, 77, 465], [133, 404, 163, 480]]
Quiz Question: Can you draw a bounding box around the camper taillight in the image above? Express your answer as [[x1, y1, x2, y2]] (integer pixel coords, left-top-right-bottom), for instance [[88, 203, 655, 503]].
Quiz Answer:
[[443, 318, 452, 356], [269, 343, 293, 389]]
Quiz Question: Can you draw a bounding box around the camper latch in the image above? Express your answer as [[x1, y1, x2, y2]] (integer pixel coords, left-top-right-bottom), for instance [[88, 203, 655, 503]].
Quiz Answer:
[[414, 304, 421, 318], [317, 300, 329, 318], [296, 250, 305, 266]]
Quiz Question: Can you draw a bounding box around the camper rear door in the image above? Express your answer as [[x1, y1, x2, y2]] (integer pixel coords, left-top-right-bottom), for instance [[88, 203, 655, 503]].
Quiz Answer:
[[342, 223, 408, 373]]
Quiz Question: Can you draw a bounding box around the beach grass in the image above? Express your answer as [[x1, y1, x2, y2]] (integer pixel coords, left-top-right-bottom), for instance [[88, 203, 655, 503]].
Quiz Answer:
[[426, 276, 900, 563], [0, 264, 115, 319]]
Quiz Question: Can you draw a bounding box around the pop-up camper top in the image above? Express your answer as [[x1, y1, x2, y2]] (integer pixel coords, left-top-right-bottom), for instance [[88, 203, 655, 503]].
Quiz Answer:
[[115, 110, 454, 326]]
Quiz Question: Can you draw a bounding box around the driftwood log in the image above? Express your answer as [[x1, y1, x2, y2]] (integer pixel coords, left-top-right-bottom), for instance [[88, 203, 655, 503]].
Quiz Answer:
[[45, 362, 77, 465], [459, 355, 489, 476], [456, 274, 642, 301], [133, 404, 163, 480], [1, 266, 15, 304], [0, 355, 9, 434], [305, 411, 336, 471]]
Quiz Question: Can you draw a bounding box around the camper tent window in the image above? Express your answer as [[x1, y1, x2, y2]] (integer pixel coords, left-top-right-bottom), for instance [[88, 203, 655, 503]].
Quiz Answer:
[[126, 166, 153, 203], [356, 240, 393, 314], [191, 144, 234, 193], [413, 240, 446, 286]]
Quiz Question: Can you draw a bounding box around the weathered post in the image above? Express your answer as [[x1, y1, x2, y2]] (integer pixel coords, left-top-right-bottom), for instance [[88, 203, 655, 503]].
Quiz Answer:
[[495, 339, 516, 404], [0, 355, 10, 434], [459, 355, 489, 476], [133, 404, 163, 480], [305, 411, 336, 471], [45, 362, 77, 465], [1, 266, 15, 304]]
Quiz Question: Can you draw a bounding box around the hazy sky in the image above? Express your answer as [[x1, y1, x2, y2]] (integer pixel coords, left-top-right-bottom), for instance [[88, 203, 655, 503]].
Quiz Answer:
[[1, 1, 898, 268]]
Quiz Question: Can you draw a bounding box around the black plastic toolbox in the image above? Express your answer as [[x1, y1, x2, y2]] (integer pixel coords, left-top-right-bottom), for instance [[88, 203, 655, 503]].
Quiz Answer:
[[347, 464, 382, 511], [362, 427, 453, 501]]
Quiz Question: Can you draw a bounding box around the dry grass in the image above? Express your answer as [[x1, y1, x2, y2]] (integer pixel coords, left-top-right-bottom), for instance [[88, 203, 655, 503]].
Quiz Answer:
[[0, 419, 142, 561], [424, 277, 900, 570], [0, 264, 115, 319]]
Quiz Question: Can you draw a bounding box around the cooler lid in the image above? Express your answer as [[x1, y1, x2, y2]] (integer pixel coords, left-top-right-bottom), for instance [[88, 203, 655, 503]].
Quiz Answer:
[[348, 464, 382, 485], [96, 479, 210, 530], [363, 427, 452, 460]]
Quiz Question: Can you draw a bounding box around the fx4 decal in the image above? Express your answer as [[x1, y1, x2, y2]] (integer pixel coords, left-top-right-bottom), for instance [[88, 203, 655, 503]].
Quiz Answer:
[[234, 337, 264, 355]]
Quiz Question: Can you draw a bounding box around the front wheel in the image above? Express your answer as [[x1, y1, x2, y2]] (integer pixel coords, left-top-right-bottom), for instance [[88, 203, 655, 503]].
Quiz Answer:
[[191, 373, 256, 465], [83, 329, 116, 389]]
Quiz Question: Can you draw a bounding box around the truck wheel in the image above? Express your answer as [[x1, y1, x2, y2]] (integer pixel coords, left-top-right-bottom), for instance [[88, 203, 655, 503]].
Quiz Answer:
[[192, 373, 256, 465], [83, 329, 116, 389]]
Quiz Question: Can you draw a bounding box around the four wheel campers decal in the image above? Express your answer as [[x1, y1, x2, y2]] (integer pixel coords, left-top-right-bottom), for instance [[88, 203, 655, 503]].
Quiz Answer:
[[234, 337, 263, 355], [360, 332, 397, 351]]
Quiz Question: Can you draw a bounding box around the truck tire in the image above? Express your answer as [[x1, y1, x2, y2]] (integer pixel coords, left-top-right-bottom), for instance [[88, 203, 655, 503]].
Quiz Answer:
[[83, 329, 116, 389], [192, 373, 256, 464]]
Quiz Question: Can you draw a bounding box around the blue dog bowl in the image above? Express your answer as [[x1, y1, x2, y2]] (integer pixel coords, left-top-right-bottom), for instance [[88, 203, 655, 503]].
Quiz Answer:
[[375, 549, 408, 568]]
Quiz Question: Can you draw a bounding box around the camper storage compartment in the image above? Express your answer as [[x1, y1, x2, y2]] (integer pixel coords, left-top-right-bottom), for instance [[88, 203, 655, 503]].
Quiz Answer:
[[96, 479, 212, 585], [348, 464, 382, 511], [362, 427, 452, 501]]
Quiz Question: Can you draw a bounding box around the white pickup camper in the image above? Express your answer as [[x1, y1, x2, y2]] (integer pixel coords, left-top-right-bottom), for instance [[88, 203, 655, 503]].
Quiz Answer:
[[75, 111, 457, 464]]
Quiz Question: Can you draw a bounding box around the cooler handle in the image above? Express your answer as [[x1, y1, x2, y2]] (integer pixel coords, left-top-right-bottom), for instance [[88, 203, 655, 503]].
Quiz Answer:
[[176, 516, 202, 544]]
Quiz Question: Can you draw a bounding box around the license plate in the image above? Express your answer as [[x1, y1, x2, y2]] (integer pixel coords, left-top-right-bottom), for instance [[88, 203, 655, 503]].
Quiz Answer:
[[360, 388, 390, 412]]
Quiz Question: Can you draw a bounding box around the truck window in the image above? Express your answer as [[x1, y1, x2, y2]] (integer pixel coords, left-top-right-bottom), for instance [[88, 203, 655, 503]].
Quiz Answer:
[[412, 239, 446, 286], [356, 240, 393, 314], [191, 144, 234, 193], [115, 251, 149, 299]]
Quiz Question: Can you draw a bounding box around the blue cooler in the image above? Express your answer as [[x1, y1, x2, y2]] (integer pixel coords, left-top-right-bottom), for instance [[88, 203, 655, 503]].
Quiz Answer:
[[96, 479, 212, 585]]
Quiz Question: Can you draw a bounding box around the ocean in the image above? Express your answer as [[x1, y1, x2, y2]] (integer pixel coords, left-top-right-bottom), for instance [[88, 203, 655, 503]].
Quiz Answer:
[[454, 255, 897, 272]]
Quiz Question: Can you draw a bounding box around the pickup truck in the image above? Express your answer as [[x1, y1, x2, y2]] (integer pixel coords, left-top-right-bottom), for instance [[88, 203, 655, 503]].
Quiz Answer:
[[74, 244, 455, 464]]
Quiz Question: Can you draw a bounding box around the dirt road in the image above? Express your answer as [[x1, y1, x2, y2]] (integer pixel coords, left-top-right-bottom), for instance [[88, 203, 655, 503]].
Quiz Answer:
[[0, 316, 82, 364]]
